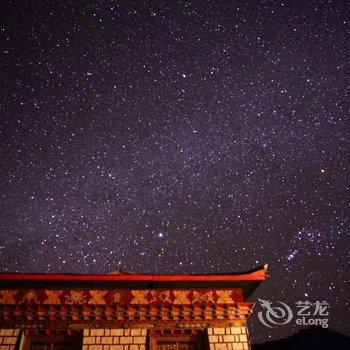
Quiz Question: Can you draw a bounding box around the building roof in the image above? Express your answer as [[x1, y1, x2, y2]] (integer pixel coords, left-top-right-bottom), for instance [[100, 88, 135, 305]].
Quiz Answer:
[[0, 265, 267, 326], [0, 264, 267, 299]]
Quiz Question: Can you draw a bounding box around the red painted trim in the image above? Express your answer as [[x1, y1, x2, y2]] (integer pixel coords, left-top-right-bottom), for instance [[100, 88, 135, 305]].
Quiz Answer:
[[0, 266, 267, 282]]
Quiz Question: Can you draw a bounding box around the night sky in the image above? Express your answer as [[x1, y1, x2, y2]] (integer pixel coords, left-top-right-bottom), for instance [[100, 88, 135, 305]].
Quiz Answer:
[[1, 0, 349, 343]]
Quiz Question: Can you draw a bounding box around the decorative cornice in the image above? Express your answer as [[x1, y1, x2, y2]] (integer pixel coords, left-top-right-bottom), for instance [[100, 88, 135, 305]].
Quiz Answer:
[[0, 302, 253, 327], [0, 266, 266, 327]]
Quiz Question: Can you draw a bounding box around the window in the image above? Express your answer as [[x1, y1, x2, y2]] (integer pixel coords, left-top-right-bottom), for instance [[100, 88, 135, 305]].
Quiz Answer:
[[20, 329, 82, 350], [150, 329, 209, 350], [155, 340, 197, 350]]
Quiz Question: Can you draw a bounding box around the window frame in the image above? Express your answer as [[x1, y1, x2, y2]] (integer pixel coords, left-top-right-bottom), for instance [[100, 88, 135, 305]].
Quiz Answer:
[[19, 330, 83, 350], [149, 329, 209, 350]]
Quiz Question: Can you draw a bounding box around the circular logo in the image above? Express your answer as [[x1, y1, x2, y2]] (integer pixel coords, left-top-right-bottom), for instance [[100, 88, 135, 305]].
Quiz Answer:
[[258, 298, 293, 328]]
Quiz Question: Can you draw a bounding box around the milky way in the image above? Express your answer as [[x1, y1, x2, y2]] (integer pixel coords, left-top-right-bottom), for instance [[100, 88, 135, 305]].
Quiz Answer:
[[0, 1, 349, 342]]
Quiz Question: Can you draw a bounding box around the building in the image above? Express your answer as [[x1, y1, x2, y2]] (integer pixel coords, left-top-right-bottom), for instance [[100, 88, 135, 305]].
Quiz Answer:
[[0, 265, 267, 350]]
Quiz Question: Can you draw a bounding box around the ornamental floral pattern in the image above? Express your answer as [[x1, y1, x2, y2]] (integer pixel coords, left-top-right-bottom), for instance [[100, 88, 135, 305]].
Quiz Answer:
[[0, 288, 242, 305]]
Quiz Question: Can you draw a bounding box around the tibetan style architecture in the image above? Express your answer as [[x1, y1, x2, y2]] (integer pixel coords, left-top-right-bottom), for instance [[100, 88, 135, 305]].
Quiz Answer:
[[0, 265, 267, 350]]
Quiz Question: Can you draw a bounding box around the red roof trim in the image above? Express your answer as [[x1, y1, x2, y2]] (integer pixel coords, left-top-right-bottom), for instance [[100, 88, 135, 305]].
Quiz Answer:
[[0, 265, 267, 282]]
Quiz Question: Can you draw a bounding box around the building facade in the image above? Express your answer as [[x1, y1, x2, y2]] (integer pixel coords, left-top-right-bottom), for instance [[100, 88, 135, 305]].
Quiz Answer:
[[0, 265, 267, 350]]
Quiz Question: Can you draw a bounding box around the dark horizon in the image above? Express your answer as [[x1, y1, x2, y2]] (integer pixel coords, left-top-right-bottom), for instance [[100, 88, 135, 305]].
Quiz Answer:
[[252, 325, 350, 348], [0, 0, 349, 343]]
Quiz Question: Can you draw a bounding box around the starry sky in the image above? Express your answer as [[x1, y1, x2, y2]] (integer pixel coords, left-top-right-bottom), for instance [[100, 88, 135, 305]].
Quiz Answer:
[[0, 0, 349, 343]]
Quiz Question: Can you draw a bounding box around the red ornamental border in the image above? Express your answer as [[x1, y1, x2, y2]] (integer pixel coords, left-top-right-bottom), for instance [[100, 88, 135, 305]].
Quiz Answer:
[[0, 289, 244, 306]]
